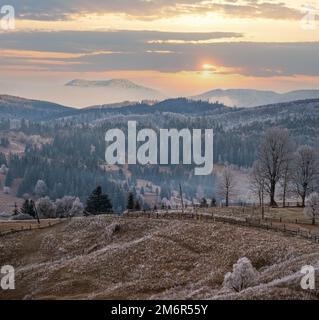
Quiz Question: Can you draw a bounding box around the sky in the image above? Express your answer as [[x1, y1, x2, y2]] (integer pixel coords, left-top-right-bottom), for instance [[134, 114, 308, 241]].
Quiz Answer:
[[0, 0, 318, 107]]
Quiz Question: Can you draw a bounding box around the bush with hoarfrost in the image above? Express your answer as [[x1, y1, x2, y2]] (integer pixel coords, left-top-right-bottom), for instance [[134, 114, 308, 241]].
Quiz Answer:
[[304, 192, 319, 225], [223, 257, 259, 292], [0, 164, 8, 175], [34, 179, 47, 197], [69, 197, 84, 217], [55, 196, 75, 217], [36, 197, 56, 219], [3, 186, 10, 194], [55, 196, 84, 217], [0, 212, 11, 220]]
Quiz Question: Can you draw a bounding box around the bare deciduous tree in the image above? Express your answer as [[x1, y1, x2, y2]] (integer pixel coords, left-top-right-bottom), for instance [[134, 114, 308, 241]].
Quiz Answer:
[[250, 160, 266, 218], [217, 166, 237, 207], [293, 145, 319, 207], [304, 192, 319, 225], [257, 128, 293, 207], [279, 157, 293, 207]]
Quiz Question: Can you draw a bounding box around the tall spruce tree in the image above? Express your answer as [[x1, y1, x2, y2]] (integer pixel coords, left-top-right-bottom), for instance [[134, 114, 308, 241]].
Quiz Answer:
[[127, 192, 135, 210], [13, 202, 19, 216], [21, 199, 30, 215], [85, 186, 113, 214], [21, 199, 37, 218]]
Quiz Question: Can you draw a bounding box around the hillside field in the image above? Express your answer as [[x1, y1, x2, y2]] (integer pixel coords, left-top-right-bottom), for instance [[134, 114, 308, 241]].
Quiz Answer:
[[0, 215, 318, 300]]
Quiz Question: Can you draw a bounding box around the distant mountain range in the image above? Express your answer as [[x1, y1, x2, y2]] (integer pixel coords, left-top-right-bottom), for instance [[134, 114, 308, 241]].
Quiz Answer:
[[2, 91, 319, 123], [65, 79, 166, 103], [0, 95, 75, 120], [191, 89, 319, 108], [0, 95, 229, 121]]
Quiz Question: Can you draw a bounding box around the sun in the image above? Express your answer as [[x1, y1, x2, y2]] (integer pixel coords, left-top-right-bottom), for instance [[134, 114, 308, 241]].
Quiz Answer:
[[201, 63, 215, 77], [202, 63, 215, 70]]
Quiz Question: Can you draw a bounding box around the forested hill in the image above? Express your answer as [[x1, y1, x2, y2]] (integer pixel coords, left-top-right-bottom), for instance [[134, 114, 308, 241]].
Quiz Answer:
[[1, 96, 319, 212], [0, 95, 76, 120], [0, 96, 231, 121], [2, 94, 319, 125]]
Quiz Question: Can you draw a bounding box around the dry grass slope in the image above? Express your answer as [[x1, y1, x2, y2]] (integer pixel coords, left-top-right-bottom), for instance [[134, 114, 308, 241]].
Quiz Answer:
[[0, 216, 318, 300]]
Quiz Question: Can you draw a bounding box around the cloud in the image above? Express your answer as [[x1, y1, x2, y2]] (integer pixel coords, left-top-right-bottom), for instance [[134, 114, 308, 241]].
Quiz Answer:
[[0, 30, 318, 77], [4, 0, 307, 21], [0, 30, 243, 53]]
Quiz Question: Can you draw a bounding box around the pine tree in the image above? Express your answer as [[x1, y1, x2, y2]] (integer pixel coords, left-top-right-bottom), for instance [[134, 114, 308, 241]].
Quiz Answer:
[[85, 186, 102, 214], [85, 186, 113, 215], [21, 199, 30, 215], [13, 202, 19, 216], [211, 198, 217, 207], [99, 193, 113, 213], [20, 199, 37, 218], [134, 201, 141, 211], [127, 192, 135, 210], [200, 198, 208, 208]]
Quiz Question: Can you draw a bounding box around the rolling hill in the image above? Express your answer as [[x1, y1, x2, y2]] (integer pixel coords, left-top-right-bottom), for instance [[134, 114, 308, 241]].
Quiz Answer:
[[191, 89, 319, 108], [66, 79, 167, 103], [0, 95, 76, 120]]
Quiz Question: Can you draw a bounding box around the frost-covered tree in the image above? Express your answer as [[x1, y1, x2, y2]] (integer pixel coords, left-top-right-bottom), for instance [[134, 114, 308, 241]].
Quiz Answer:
[[55, 196, 76, 218], [279, 158, 293, 208], [223, 257, 259, 292], [0, 164, 8, 175], [34, 180, 47, 197], [217, 166, 237, 207], [304, 192, 319, 225], [250, 160, 266, 206], [257, 128, 293, 207], [3, 186, 10, 194], [161, 197, 171, 209], [293, 145, 319, 207], [36, 196, 56, 219], [69, 197, 84, 217]]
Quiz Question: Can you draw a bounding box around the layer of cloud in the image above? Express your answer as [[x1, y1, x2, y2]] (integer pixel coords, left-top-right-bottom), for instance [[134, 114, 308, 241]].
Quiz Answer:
[[4, 0, 307, 21], [0, 30, 318, 77]]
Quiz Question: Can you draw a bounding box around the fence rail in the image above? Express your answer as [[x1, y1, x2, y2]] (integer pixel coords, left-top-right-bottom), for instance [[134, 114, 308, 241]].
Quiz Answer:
[[1, 211, 318, 244], [203, 206, 315, 226], [124, 210, 319, 244], [0, 219, 66, 237]]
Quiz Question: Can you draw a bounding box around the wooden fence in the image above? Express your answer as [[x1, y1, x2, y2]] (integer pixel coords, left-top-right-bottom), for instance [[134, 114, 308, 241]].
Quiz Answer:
[[124, 210, 319, 244], [0, 219, 66, 237], [1, 211, 318, 244]]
